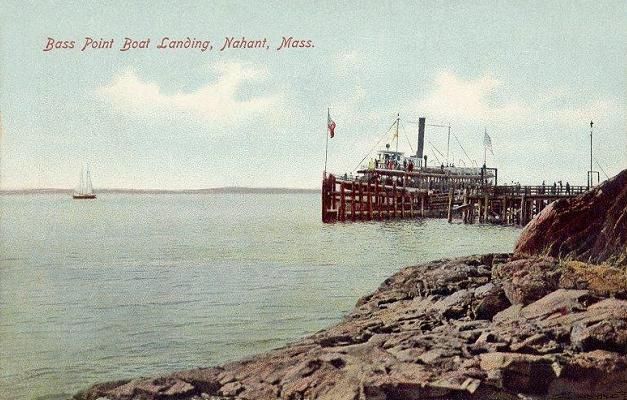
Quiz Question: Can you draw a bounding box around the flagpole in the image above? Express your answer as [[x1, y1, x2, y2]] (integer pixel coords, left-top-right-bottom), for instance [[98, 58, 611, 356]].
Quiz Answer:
[[483, 128, 487, 166], [324, 108, 329, 175]]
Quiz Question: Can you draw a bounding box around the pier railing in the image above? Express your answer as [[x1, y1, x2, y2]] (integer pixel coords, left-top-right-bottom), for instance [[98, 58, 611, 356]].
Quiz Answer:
[[477, 185, 588, 197]]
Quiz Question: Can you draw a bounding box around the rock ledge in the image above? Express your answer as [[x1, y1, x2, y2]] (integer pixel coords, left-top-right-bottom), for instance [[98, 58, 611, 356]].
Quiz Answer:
[[75, 254, 627, 400]]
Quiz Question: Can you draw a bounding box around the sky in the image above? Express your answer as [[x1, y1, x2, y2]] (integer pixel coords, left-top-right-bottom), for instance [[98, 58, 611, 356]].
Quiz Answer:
[[0, 0, 625, 189]]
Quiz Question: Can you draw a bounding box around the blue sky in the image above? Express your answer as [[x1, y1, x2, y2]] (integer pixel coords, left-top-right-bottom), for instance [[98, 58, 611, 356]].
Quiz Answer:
[[0, 0, 625, 189]]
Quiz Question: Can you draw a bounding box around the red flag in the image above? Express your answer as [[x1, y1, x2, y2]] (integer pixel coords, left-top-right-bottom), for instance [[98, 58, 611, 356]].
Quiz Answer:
[[327, 111, 336, 138]]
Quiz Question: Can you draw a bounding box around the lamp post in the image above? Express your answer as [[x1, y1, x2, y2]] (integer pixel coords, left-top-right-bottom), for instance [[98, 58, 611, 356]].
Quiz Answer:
[[589, 121, 593, 188]]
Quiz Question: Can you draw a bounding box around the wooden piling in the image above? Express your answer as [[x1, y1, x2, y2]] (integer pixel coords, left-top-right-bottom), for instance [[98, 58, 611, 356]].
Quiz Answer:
[[375, 180, 380, 220], [520, 195, 526, 225], [367, 181, 373, 220], [351, 182, 356, 221], [357, 183, 363, 221], [462, 189, 468, 223], [447, 187, 454, 223], [340, 182, 346, 222], [393, 181, 398, 219]]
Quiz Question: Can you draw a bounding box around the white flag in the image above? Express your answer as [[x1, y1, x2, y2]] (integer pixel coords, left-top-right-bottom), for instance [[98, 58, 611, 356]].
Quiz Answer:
[[483, 131, 494, 155]]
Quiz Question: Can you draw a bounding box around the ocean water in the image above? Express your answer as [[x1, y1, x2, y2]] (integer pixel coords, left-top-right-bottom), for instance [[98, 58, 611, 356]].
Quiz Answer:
[[0, 193, 520, 400]]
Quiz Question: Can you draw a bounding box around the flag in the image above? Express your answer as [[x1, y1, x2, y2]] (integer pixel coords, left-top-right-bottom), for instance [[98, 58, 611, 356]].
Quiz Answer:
[[483, 131, 494, 155], [327, 110, 336, 138]]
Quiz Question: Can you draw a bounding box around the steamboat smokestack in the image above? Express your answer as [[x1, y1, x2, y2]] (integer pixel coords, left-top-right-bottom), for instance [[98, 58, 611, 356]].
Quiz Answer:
[[416, 117, 425, 167]]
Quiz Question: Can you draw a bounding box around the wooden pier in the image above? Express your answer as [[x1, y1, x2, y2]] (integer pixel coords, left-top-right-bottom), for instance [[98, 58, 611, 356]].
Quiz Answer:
[[322, 171, 587, 226], [321, 116, 588, 226]]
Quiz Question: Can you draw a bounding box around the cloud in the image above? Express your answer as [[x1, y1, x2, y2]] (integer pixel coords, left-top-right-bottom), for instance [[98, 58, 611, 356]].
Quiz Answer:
[[334, 50, 362, 77], [414, 71, 529, 124], [96, 61, 284, 127], [554, 99, 620, 126], [412, 71, 621, 131]]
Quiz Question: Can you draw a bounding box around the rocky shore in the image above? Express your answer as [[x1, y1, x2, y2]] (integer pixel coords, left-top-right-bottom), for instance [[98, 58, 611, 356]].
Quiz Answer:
[[75, 170, 626, 400]]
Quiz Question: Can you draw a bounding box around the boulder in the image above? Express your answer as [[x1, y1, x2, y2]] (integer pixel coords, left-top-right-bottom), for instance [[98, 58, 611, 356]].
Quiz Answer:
[[493, 257, 562, 305], [514, 169, 627, 266]]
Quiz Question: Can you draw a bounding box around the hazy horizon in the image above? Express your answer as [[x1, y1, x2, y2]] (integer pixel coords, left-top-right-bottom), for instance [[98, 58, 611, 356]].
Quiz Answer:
[[0, 185, 319, 192]]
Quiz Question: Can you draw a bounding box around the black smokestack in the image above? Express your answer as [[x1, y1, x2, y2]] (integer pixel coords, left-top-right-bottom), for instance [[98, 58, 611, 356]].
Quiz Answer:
[[416, 117, 425, 166]]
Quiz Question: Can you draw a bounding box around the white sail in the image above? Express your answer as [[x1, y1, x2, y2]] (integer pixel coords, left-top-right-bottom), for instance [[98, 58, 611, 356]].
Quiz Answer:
[[86, 168, 93, 194], [77, 166, 85, 195]]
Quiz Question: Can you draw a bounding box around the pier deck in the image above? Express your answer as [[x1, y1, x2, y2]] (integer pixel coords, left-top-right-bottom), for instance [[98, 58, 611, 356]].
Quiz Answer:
[[321, 171, 587, 226]]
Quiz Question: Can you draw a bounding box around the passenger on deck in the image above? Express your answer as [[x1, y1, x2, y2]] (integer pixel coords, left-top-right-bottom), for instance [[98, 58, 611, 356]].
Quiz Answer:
[[566, 182, 570, 194]]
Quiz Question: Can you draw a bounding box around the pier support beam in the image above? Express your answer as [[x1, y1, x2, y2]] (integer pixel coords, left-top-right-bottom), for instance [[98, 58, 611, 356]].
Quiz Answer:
[[358, 183, 363, 221], [520, 195, 526, 226], [375, 180, 380, 220], [393, 181, 398, 219], [340, 183, 346, 222], [447, 187, 454, 223], [367, 182, 373, 220], [351, 182, 356, 222], [501, 198, 507, 223], [462, 189, 468, 223], [479, 198, 484, 223]]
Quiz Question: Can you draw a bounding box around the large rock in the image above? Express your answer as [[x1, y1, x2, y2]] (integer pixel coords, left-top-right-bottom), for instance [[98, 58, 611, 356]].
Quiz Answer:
[[514, 169, 627, 266], [493, 257, 562, 305]]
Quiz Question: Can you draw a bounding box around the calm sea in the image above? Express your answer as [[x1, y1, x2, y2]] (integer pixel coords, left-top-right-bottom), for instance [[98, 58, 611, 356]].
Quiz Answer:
[[0, 193, 520, 400]]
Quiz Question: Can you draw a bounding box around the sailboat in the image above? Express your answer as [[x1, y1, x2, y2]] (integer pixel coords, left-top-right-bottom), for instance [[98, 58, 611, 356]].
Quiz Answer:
[[73, 166, 96, 199]]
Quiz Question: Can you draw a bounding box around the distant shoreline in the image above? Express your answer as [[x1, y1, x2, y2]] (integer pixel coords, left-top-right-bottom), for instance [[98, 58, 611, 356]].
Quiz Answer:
[[0, 187, 318, 195]]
